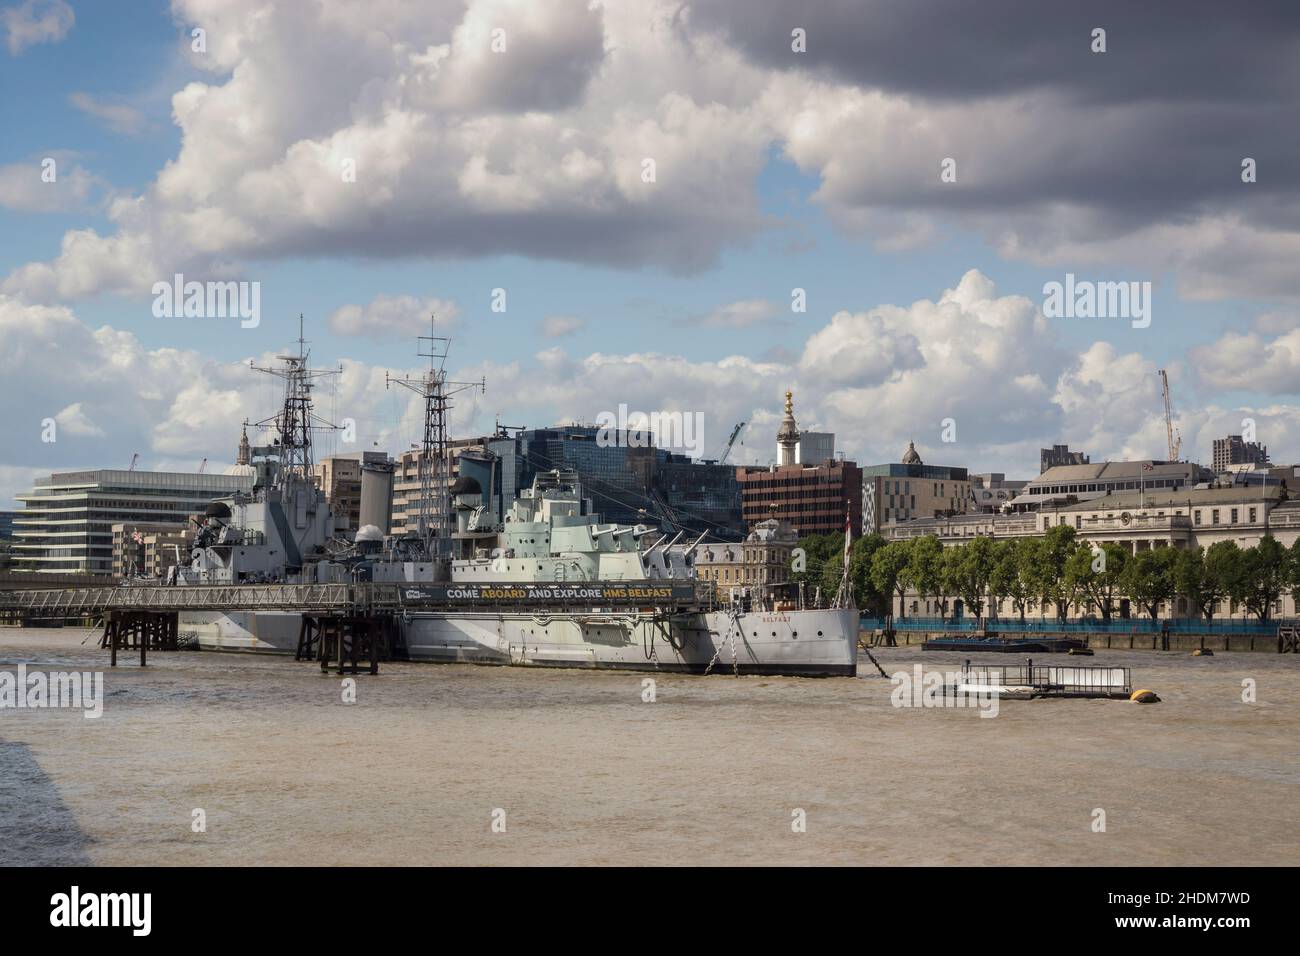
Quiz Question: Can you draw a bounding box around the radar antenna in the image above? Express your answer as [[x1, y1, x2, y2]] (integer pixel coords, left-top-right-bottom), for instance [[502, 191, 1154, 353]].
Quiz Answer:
[[248, 315, 342, 492], [386, 317, 485, 559]]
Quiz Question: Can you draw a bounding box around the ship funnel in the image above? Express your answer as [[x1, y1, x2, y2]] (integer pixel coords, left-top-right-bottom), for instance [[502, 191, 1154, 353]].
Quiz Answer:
[[359, 458, 394, 534]]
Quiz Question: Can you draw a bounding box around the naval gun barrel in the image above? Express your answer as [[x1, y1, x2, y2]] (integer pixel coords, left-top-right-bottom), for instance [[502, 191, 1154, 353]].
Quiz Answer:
[[648, 530, 684, 555], [682, 530, 709, 559]]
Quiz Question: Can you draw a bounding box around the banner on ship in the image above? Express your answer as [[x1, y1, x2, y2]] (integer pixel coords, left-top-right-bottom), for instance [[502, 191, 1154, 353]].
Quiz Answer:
[[399, 582, 697, 605]]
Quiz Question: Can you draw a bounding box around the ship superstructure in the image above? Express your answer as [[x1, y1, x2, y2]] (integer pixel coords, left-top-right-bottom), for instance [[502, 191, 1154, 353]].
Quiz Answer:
[[179, 323, 341, 585], [176, 321, 860, 676]]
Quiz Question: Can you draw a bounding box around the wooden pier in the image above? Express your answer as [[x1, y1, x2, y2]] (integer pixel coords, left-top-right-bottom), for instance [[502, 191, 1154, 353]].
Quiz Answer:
[[100, 610, 180, 666]]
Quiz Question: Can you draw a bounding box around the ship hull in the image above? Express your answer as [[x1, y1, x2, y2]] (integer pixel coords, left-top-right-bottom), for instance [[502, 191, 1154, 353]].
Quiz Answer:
[[179, 607, 860, 677]]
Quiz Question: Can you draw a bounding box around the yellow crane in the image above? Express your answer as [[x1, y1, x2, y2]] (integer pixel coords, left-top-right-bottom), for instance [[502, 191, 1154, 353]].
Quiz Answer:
[[1159, 369, 1182, 462]]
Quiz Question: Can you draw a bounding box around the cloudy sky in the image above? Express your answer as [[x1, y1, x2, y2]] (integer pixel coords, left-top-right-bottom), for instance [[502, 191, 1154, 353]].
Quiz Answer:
[[1, 0, 1298, 507]]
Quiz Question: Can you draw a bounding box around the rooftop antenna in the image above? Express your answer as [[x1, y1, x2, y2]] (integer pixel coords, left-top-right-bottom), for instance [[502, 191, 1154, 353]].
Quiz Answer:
[[386, 315, 485, 559]]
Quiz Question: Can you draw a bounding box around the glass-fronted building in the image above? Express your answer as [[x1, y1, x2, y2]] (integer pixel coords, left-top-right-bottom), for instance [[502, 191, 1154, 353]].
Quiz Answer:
[[484, 426, 743, 539], [12, 470, 254, 575]]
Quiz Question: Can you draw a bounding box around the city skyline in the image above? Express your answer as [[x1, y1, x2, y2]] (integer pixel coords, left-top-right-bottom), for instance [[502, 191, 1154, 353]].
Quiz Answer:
[[3, 1, 1300, 510]]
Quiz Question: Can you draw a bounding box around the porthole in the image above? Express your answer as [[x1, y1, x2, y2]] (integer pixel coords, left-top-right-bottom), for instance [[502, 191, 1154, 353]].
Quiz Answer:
[[817, 630, 823, 636]]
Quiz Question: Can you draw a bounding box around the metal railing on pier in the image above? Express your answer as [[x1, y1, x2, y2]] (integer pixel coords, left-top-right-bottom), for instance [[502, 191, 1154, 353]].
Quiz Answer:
[[948, 662, 1131, 698]]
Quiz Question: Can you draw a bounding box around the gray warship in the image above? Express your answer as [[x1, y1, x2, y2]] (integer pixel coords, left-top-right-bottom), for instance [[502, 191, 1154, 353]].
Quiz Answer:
[[176, 327, 859, 677]]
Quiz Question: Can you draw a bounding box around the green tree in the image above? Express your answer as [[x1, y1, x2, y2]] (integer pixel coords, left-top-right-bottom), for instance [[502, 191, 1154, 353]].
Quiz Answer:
[[1030, 524, 1077, 621], [790, 533, 838, 587], [1121, 547, 1178, 621], [1174, 547, 1211, 621], [991, 538, 1037, 622], [1064, 541, 1128, 621], [819, 551, 845, 605], [906, 535, 947, 619], [1203, 541, 1243, 620], [849, 533, 888, 614], [870, 539, 914, 620], [944, 536, 997, 621], [1286, 539, 1300, 611], [1233, 536, 1287, 621]]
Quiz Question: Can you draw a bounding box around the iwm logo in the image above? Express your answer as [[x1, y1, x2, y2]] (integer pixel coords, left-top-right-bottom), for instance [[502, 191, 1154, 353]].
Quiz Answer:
[[152, 273, 260, 328], [1042, 273, 1151, 329]]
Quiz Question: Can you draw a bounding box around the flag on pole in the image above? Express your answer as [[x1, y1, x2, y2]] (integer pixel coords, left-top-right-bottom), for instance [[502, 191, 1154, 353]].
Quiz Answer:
[[843, 504, 852, 565], [834, 504, 853, 609]]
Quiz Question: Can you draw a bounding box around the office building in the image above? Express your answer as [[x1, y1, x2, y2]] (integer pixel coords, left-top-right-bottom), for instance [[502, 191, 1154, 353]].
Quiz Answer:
[[882, 485, 1300, 620], [315, 451, 391, 533], [861, 443, 971, 532], [12, 469, 252, 575], [1010, 460, 1205, 513], [797, 432, 835, 465], [1213, 435, 1270, 473], [695, 519, 798, 602], [738, 459, 862, 537], [111, 522, 195, 579], [483, 426, 743, 539], [969, 473, 1029, 513], [1040, 444, 1091, 473]]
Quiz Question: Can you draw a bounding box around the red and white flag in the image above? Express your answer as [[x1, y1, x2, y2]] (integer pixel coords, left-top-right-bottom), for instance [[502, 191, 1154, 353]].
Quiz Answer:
[[843, 505, 852, 564]]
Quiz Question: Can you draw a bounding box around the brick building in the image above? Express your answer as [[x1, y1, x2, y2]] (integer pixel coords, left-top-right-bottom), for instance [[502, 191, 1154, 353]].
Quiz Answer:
[[737, 460, 862, 536]]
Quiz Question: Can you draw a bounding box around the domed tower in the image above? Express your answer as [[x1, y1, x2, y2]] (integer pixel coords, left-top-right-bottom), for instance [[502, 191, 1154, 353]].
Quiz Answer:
[[902, 440, 923, 465], [236, 423, 251, 466], [777, 391, 800, 466]]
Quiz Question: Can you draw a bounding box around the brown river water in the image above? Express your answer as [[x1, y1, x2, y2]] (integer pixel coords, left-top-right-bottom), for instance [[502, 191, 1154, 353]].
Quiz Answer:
[[1, 627, 1296, 866]]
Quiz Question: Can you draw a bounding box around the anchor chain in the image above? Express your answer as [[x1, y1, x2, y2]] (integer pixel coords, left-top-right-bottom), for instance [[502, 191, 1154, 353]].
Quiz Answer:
[[704, 605, 744, 677]]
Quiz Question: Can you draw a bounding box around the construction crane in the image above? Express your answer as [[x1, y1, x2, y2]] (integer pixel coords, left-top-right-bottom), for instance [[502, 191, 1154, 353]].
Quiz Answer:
[[717, 422, 746, 465], [128, 453, 139, 472], [1159, 369, 1182, 462]]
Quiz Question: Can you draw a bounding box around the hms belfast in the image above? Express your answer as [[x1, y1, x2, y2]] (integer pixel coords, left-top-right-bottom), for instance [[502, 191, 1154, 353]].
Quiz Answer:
[[173, 324, 860, 677]]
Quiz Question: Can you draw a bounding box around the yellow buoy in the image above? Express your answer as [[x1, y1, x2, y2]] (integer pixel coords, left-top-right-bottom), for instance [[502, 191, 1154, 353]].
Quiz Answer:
[[1130, 689, 1161, 703]]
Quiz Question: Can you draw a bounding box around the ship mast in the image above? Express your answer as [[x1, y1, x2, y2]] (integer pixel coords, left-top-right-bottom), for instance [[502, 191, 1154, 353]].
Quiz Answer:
[[387, 318, 484, 559], [249, 315, 341, 491]]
